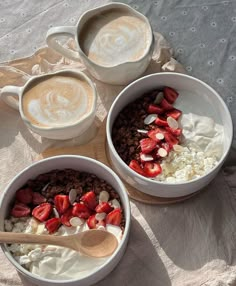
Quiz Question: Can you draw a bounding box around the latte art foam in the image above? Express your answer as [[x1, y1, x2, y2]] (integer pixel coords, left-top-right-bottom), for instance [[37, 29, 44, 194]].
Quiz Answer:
[[80, 9, 152, 67], [22, 75, 94, 128]]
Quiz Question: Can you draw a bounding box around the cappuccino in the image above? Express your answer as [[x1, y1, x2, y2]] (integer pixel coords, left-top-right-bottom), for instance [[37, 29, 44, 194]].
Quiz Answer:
[[79, 8, 152, 67], [22, 75, 94, 128]]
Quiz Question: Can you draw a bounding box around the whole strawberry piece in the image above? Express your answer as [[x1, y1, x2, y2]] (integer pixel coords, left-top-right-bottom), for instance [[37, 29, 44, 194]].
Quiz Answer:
[[61, 207, 73, 227], [140, 138, 157, 154], [11, 202, 31, 218], [32, 202, 52, 222], [54, 195, 70, 215], [95, 202, 113, 214], [32, 192, 46, 205], [164, 132, 179, 147], [160, 98, 173, 110], [45, 218, 61, 234], [154, 116, 168, 127], [147, 104, 164, 115], [80, 191, 98, 210], [15, 187, 33, 204], [129, 160, 145, 176], [72, 203, 91, 219], [143, 162, 162, 177], [165, 126, 182, 137], [105, 208, 122, 226], [87, 214, 106, 229], [163, 87, 179, 104]]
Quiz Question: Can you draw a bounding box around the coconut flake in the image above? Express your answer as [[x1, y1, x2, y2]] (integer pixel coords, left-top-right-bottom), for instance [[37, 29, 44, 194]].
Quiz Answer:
[[140, 153, 154, 162], [137, 129, 148, 134], [156, 133, 164, 140], [70, 217, 85, 227], [53, 208, 60, 218], [69, 189, 77, 205], [110, 199, 121, 209], [173, 144, 184, 152], [154, 92, 164, 105], [158, 148, 168, 157], [144, 114, 157, 125], [99, 191, 109, 203], [95, 212, 106, 221], [167, 116, 178, 129]]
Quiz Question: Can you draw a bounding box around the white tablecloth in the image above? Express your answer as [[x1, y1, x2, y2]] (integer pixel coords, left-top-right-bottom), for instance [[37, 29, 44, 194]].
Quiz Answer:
[[0, 1, 236, 286]]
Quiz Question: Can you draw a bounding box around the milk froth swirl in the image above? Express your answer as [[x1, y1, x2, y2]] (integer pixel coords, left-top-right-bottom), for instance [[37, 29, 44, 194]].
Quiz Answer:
[[22, 76, 94, 128], [80, 9, 152, 67]]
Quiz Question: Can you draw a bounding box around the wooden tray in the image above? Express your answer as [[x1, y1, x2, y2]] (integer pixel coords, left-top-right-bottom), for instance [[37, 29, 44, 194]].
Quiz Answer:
[[37, 120, 201, 205]]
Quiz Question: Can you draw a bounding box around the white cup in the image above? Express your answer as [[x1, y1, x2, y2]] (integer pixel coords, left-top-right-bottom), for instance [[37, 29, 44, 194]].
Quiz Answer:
[[0, 70, 97, 140], [46, 2, 154, 85]]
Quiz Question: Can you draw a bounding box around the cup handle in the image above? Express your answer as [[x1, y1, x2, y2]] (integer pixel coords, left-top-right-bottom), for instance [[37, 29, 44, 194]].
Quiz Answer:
[[1, 85, 22, 110], [46, 26, 80, 61]]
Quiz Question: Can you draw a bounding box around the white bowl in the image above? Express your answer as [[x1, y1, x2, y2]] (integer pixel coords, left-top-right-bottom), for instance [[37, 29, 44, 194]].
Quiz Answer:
[[106, 72, 233, 198], [0, 155, 131, 286]]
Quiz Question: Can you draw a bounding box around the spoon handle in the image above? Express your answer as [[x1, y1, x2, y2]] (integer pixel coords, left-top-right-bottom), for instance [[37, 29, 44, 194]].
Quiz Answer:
[[0, 231, 68, 248]]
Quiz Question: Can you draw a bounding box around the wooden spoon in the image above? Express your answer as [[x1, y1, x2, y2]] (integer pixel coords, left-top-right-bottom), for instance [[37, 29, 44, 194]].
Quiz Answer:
[[0, 229, 118, 258]]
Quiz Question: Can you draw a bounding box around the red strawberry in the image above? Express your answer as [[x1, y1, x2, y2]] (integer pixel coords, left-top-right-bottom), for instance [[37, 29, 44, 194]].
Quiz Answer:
[[147, 128, 166, 142], [95, 202, 113, 214], [32, 192, 46, 205], [106, 208, 122, 226], [72, 203, 91, 219], [32, 202, 52, 222], [80, 191, 98, 210], [147, 104, 164, 114], [129, 160, 145, 176], [165, 126, 182, 137], [154, 116, 168, 127], [54, 195, 70, 215], [143, 162, 162, 177], [11, 202, 31, 218], [140, 138, 157, 154], [15, 187, 33, 204], [87, 214, 106, 229], [166, 108, 182, 120], [163, 87, 179, 104], [164, 132, 179, 147], [45, 218, 61, 234], [160, 98, 173, 110], [61, 207, 73, 227]]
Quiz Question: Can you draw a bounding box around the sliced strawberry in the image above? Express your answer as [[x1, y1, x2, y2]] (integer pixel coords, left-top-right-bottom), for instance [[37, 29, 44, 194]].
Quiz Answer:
[[140, 138, 157, 154], [32, 202, 52, 222], [143, 162, 162, 177], [154, 116, 168, 127], [72, 203, 91, 219], [86, 214, 106, 229], [15, 187, 33, 204], [147, 104, 164, 115], [161, 142, 172, 153], [164, 132, 179, 147], [80, 191, 98, 210], [45, 218, 61, 234], [61, 207, 73, 227], [163, 87, 179, 104], [165, 126, 182, 137], [166, 108, 182, 120], [95, 202, 113, 214], [147, 128, 166, 142], [160, 98, 173, 110], [32, 192, 46, 205], [11, 202, 31, 218], [129, 160, 145, 176], [54, 195, 70, 215], [105, 208, 122, 226]]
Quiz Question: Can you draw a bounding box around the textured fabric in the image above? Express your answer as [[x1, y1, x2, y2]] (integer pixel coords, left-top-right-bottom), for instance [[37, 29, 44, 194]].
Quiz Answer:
[[0, 1, 236, 286]]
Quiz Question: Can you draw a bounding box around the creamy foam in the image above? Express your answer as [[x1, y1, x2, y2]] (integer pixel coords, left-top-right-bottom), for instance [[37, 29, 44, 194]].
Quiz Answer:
[[79, 8, 152, 67], [22, 75, 94, 128]]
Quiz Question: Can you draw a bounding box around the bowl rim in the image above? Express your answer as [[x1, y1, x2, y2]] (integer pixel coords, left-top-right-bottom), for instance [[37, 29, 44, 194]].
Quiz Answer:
[[0, 155, 131, 284], [106, 72, 233, 186]]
